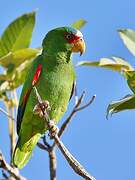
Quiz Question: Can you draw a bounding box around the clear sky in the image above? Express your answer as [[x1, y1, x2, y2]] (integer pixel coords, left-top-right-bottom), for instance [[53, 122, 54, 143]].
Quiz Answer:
[[0, 0, 135, 180]]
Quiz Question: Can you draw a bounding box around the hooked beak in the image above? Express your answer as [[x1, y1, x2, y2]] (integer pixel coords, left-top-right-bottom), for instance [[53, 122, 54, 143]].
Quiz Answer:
[[71, 38, 86, 56]]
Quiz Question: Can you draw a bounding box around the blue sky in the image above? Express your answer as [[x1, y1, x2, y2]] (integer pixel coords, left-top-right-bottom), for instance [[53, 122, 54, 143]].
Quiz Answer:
[[0, 0, 135, 180]]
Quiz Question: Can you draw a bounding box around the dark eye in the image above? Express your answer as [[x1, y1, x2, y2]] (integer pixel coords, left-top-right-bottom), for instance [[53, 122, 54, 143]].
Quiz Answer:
[[66, 34, 72, 40]]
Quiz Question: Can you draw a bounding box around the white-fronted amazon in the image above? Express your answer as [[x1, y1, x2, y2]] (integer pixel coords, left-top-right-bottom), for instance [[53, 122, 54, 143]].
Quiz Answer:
[[13, 27, 85, 169]]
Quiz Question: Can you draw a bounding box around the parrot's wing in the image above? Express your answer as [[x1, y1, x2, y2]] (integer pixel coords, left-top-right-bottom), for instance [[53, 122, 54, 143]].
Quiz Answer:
[[17, 56, 42, 135], [17, 88, 32, 134]]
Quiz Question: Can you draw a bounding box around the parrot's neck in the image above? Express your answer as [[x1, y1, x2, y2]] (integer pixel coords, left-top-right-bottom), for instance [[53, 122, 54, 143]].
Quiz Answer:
[[42, 50, 72, 64]]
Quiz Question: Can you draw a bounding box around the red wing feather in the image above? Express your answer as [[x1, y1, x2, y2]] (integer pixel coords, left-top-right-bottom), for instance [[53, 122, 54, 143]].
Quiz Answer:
[[32, 64, 42, 86]]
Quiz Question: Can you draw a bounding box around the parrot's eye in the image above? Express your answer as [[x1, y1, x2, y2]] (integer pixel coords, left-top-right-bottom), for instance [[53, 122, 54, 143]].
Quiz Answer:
[[64, 32, 80, 44], [66, 34, 73, 40]]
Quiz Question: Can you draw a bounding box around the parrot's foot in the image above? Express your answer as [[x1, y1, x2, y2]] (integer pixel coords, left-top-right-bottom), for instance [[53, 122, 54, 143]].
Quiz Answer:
[[48, 120, 59, 139], [33, 100, 51, 117]]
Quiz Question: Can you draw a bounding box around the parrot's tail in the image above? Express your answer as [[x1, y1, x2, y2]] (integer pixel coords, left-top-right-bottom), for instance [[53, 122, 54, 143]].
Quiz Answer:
[[12, 133, 41, 169]]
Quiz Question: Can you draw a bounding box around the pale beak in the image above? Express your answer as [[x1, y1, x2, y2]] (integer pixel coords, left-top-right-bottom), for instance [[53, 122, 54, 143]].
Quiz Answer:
[[71, 38, 86, 56]]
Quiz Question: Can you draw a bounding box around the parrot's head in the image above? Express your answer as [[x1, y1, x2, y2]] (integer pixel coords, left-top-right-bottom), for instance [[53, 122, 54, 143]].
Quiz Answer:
[[42, 27, 85, 59]]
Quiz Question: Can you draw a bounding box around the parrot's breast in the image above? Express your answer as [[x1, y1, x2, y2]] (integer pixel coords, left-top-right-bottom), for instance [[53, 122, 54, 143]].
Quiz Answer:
[[22, 60, 75, 134], [37, 62, 75, 124]]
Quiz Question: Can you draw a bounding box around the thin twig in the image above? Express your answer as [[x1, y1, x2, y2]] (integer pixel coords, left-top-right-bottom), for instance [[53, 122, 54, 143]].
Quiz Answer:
[[42, 135, 51, 149], [37, 142, 49, 152], [4, 101, 14, 162], [0, 107, 14, 120], [75, 95, 96, 112], [0, 150, 26, 180], [10, 92, 16, 164], [34, 87, 96, 180], [0, 105, 15, 161], [37, 135, 51, 151], [37, 135, 51, 152]]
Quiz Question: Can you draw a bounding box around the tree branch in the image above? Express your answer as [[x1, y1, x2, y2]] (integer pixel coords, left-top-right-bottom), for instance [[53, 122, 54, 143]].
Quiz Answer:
[[37, 137, 57, 180], [0, 150, 26, 180], [34, 87, 96, 180], [49, 148, 57, 180]]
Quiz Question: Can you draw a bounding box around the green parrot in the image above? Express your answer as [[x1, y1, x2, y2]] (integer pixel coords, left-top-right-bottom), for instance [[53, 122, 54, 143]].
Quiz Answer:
[[13, 26, 85, 169]]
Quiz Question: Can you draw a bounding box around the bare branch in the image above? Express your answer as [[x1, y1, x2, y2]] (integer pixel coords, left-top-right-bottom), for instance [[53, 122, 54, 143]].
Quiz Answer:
[[49, 148, 57, 180], [34, 87, 96, 180], [37, 138, 57, 180], [0, 150, 26, 180]]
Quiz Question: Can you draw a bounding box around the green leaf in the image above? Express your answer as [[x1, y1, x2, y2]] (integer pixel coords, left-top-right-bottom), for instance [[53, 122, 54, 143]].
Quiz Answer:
[[10, 60, 33, 89], [71, 19, 87, 30], [107, 94, 135, 118], [0, 11, 36, 57], [112, 57, 134, 70], [0, 59, 33, 92], [124, 70, 135, 93], [118, 29, 135, 56], [0, 48, 40, 68], [77, 57, 133, 72], [0, 48, 40, 92]]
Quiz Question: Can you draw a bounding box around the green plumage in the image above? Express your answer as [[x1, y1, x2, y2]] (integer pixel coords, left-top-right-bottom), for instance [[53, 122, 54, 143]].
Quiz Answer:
[[12, 27, 77, 169]]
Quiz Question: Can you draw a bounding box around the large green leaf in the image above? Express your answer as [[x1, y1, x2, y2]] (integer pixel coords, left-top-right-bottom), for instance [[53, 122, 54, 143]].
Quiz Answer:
[[77, 57, 133, 72], [0, 48, 40, 68], [107, 95, 135, 118], [71, 19, 87, 30], [118, 29, 135, 56], [0, 11, 36, 57]]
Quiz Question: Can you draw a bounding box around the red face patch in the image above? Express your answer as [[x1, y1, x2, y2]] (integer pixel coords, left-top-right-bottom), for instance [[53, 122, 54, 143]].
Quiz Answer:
[[64, 32, 80, 44]]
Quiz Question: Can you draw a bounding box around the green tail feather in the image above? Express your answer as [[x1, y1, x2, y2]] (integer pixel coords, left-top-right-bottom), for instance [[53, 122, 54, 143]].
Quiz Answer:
[[13, 133, 41, 169]]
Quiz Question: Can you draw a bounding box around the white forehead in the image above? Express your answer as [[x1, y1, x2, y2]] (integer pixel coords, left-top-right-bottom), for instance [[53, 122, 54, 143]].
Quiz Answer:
[[68, 27, 83, 37], [76, 29, 83, 37]]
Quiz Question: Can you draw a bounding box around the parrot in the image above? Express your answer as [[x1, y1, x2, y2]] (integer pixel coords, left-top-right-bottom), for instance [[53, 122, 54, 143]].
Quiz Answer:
[[13, 26, 85, 169]]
